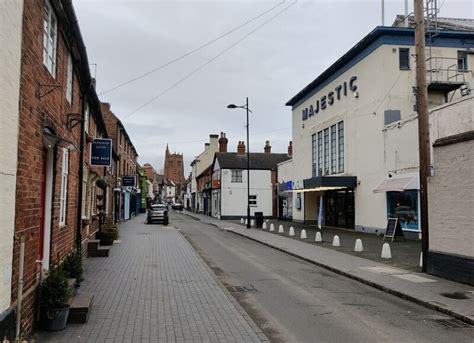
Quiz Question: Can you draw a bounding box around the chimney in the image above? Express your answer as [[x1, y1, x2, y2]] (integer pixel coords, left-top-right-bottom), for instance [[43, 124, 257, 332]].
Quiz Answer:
[[288, 141, 293, 156], [209, 134, 219, 149], [237, 141, 246, 154], [264, 140, 271, 154], [218, 132, 228, 153], [204, 143, 210, 151]]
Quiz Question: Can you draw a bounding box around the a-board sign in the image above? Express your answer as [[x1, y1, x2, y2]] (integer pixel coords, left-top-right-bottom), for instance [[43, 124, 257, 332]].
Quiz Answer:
[[384, 217, 405, 242]]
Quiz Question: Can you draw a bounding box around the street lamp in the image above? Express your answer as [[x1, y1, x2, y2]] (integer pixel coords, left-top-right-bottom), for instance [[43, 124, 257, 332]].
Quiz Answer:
[[227, 97, 252, 229]]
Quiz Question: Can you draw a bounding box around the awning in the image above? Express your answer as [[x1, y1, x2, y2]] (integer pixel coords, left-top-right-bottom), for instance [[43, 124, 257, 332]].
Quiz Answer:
[[373, 172, 419, 193]]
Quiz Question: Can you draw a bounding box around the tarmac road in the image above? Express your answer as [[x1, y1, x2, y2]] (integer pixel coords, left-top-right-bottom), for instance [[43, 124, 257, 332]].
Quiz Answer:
[[171, 212, 474, 343]]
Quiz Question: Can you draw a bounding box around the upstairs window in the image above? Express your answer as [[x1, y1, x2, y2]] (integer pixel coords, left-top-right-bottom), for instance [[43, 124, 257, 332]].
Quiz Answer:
[[457, 50, 468, 71], [66, 53, 73, 104], [84, 103, 89, 133], [399, 48, 410, 70], [43, 0, 57, 77], [231, 170, 242, 183]]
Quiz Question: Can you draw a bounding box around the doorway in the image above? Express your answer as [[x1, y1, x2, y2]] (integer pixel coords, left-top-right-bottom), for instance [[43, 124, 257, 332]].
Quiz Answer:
[[324, 189, 355, 229]]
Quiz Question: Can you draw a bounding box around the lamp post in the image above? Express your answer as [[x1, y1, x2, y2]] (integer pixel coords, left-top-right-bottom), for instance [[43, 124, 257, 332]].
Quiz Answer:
[[227, 97, 252, 229]]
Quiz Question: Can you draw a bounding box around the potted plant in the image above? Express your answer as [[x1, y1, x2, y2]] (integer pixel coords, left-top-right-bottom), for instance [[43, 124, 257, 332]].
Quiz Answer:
[[96, 177, 107, 190], [62, 251, 84, 295], [40, 266, 71, 331], [96, 216, 119, 245]]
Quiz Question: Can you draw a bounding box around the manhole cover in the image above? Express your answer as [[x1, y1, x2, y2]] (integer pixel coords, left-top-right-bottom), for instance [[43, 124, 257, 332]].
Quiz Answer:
[[226, 285, 258, 293], [434, 318, 473, 328], [440, 292, 470, 300]]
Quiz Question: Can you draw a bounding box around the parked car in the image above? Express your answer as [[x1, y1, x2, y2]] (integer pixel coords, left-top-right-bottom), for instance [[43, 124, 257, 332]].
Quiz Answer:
[[146, 204, 169, 225], [171, 202, 184, 211]]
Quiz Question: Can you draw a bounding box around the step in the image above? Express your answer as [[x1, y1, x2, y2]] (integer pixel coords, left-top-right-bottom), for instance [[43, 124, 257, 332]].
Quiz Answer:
[[87, 239, 100, 251], [88, 245, 111, 257], [68, 292, 94, 324]]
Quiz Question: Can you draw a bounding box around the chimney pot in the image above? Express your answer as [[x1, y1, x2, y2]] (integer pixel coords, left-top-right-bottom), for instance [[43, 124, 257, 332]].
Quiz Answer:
[[237, 141, 246, 154], [218, 132, 228, 153], [288, 141, 293, 156], [264, 140, 271, 154]]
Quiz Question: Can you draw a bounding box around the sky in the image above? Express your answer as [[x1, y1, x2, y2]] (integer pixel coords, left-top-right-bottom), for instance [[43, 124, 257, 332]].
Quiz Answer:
[[73, 0, 473, 176]]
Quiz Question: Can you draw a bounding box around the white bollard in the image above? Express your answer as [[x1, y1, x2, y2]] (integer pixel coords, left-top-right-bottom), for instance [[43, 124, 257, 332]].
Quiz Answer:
[[245, 218, 248, 225], [262, 222, 267, 230], [419, 251, 423, 267], [278, 225, 284, 234], [315, 231, 322, 242], [270, 223, 275, 232], [381, 243, 392, 259], [354, 239, 363, 252], [240, 218, 244, 224], [250, 219, 255, 227], [300, 229, 307, 239], [289, 227, 295, 236], [266, 219, 269, 223], [332, 235, 340, 247]]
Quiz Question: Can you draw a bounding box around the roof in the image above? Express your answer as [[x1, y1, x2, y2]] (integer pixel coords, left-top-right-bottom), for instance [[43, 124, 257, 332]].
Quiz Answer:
[[285, 26, 474, 108], [214, 152, 291, 170], [393, 15, 474, 31]]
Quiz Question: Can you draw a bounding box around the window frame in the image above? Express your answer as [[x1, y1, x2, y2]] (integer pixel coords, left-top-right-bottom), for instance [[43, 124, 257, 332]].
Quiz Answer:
[[59, 148, 69, 226], [231, 169, 243, 183], [399, 48, 410, 70], [43, 0, 57, 77], [338, 121, 344, 173], [323, 128, 330, 175], [457, 50, 468, 72], [66, 53, 73, 104]]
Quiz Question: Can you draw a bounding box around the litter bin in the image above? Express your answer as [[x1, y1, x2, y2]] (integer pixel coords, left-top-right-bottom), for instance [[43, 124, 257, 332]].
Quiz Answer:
[[255, 212, 264, 228]]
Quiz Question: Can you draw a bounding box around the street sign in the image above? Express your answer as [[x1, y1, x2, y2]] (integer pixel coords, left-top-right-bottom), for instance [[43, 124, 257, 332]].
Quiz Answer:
[[123, 176, 135, 187], [90, 138, 112, 167]]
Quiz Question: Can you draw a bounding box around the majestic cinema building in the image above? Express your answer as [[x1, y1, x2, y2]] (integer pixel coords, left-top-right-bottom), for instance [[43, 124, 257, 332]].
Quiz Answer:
[[285, 18, 473, 239]]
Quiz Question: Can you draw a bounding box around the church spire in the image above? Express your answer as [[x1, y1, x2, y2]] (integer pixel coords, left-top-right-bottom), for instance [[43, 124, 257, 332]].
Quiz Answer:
[[165, 144, 169, 156]]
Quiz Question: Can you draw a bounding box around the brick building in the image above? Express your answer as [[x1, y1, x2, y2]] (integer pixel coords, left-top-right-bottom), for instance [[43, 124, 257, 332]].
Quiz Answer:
[[164, 144, 185, 200]]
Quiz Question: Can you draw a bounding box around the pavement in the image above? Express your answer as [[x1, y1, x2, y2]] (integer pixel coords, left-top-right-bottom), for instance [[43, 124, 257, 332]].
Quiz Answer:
[[183, 210, 474, 325], [36, 214, 268, 343]]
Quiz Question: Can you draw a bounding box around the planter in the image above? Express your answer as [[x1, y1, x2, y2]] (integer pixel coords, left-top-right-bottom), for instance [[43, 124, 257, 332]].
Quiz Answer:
[[96, 204, 104, 211], [96, 194, 104, 201], [40, 306, 70, 331], [96, 178, 107, 190]]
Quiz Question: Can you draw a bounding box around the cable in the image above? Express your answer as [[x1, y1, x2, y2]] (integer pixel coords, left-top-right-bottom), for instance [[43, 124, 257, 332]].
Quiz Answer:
[[99, 0, 287, 95], [123, 1, 298, 120]]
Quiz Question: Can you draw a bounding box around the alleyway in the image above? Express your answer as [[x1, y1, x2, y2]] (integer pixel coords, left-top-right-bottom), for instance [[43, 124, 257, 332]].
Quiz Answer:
[[37, 215, 267, 343]]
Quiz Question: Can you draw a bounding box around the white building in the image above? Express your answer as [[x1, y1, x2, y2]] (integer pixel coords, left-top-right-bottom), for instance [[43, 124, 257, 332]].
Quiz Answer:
[[285, 20, 473, 239], [0, 0, 23, 334], [211, 141, 290, 219], [162, 179, 176, 203]]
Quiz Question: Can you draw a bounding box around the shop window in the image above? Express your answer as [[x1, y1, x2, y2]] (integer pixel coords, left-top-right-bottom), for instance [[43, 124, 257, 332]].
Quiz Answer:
[[387, 190, 419, 230], [457, 50, 468, 71], [231, 170, 242, 183], [249, 195, 257, 206], [399, 48, 410, 70]]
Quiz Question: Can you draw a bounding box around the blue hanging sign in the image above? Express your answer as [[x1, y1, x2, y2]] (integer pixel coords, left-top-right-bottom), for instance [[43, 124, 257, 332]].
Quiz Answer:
[[123, 176, 135, 187], [90, 138, 112, 167]]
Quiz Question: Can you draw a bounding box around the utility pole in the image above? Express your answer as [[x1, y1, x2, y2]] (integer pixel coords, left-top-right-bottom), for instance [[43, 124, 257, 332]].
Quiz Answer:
[[414, 0, 431, 272]]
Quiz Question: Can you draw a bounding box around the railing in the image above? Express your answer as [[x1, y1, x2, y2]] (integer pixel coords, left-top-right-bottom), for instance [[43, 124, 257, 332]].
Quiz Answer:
[[426, 56, 469, 84]]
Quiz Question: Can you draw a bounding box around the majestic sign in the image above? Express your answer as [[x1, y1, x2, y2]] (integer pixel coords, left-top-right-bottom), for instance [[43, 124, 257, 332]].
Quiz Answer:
[[302, 76, 358, 121], [122, 176, 135, 187], [90, 138, 112, 167]]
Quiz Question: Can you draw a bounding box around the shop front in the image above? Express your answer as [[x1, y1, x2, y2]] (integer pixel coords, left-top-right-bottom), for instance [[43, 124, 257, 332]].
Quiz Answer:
[[278, 181, 293, 220]]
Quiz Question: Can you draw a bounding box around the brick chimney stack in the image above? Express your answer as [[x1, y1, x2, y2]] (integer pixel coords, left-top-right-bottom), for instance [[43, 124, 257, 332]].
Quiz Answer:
[[218, 132, 228, 152], [264, 140, 271, 153], [288, 141, 292, 156], [237, 141, 246, 154]]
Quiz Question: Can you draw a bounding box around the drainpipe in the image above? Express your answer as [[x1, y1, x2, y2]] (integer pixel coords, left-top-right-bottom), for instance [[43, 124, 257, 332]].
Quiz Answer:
[[15, 236, 25, 340], [75, 91, 86, 252]]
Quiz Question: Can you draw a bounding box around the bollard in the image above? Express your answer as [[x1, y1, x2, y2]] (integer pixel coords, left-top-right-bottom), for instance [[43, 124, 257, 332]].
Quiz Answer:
[[289, 227, 295, 236], [419, 251, 423, 267], [270, 223, 275, 232], [315, 231, 322, 242], [354, 239, 363, 252], [381, 243, 392, 259], [240, 218, 244, 224], [301, 229, 307, 239], [262, 222, 267, 229], [245, 218, 248, 225], [278, 225, 284, 234], [332, 235, 340, 247], [250, 219, 255, 227]]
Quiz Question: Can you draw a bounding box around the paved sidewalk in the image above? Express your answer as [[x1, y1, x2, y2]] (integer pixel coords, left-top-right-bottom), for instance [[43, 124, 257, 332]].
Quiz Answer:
[[184, 211, 474, 325], [37, 215, 268, 343]]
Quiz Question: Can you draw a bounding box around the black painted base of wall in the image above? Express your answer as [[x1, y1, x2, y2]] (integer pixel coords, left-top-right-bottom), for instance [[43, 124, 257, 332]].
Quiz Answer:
[[427, 250, 474, 286], [0, 307, 15, 341]]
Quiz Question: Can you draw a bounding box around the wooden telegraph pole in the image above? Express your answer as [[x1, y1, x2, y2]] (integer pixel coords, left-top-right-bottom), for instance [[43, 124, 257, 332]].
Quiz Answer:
[[414, 0, 431, 272]]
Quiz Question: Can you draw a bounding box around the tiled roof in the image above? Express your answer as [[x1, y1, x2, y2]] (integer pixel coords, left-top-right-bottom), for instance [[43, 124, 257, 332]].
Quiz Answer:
[[214, 152, 291, 170], [393, 15, 474, 31]]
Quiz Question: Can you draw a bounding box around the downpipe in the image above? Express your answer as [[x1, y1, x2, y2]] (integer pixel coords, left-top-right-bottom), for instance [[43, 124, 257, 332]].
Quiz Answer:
[[15, 236, 25, 340]]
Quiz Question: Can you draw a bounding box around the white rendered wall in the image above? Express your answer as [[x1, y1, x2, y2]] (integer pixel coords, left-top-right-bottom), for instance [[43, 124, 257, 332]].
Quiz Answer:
[[0, 0, 23, 313], [220, 169, 273, 217], [277, 159, 293, 183]]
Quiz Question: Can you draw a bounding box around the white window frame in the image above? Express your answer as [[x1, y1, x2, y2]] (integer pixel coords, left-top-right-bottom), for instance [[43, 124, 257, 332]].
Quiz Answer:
[[84, 103, 90, 134], [82, 167, 89, 219], [231, 170, 242, 183], [59, 148, 69, 226], [43, 0, 57, 77], [66, 53, 73, 104]]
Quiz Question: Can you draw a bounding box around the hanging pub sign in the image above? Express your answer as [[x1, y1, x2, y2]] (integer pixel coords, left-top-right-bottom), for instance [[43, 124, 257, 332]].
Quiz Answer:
[[383, 218, 405, 242], [90, 138, 112, 167], [122, 176, 135, 187]]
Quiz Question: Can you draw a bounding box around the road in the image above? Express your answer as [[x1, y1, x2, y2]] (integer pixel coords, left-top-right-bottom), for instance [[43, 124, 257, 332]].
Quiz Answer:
[[171, 212, 474, 343]]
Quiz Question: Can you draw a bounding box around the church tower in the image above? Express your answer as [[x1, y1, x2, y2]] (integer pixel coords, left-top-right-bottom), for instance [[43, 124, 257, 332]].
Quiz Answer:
[[163, 144, 185, 190]]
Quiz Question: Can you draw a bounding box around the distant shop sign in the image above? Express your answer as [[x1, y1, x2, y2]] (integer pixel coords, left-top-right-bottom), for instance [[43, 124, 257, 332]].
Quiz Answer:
[[123, 176, 135, 187], [90, 138, 112, 167]]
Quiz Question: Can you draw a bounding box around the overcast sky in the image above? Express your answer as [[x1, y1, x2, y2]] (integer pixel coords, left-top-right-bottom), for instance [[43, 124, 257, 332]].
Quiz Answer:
[[74, 0, 473, 175]]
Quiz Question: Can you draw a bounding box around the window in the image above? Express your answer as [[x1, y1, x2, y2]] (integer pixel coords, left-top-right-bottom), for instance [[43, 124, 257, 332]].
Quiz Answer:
[[457, 50, 468, 71], [338, 121, 344, 173], [231, 170, 242, 183], [84, 103, 89, 134], [330, 124, 337, 174], [323, 128, 329, 175], [82, 167, 89, 218], [59, 149, 69, 225], [43, 0, 57, 76], [249, 195, 257, 206], [317, 131, 323, 175], [66, 53, 73, 104], [399, 48, 410, 70], [311, 134, 317, 177], [387, 191, 419, 230]]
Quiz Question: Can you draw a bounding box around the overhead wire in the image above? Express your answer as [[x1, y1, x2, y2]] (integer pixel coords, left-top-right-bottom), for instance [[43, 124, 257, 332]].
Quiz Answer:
[[98, 0, 287, 96], [122, 0, 298, 120]]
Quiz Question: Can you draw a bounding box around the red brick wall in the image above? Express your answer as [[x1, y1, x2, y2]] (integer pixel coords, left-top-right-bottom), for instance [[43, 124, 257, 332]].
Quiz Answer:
[[12, 0, 83, 335]]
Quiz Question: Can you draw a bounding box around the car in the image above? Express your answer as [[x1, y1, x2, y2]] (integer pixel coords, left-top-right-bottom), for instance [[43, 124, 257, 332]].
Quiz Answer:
[[171, 202, 183, 211], [393, 206, 417, 224], [146, 204, 169, 225]]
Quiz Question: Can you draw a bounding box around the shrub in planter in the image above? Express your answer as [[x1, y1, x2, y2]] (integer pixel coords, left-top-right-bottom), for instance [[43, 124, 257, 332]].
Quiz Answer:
[[62, 251, 84, 284], [95, 178, 107, 190], [96, 229, 115, 246], [40, 266, 71, 331]]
